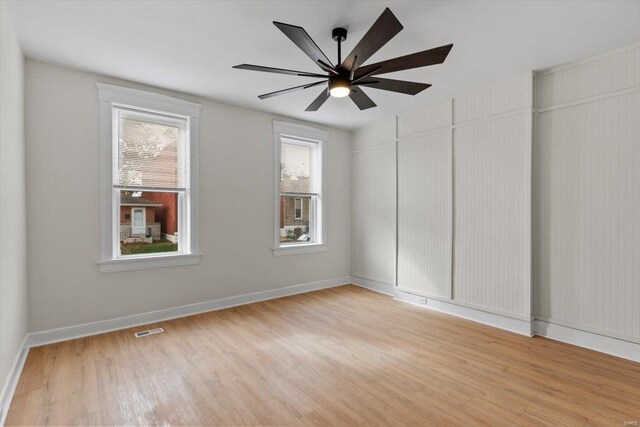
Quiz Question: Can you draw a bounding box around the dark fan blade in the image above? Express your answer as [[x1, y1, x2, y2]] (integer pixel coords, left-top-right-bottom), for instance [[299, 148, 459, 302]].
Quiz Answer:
[[258, 80, 327, 100], [318, 60, 339, 75], [341, 8, 403, 72], [233, 64, 328, 78], [354, 44, 453, 79], [349, 88, 376, 110], [306, 89, 330, 111], [349, 55, 358, 80], [351, 66, 382, 84], [354, 77, 431, 95], [273, 22, 335, 72]]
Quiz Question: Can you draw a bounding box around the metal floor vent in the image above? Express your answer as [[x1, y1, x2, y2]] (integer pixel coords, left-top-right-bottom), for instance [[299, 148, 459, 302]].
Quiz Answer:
[[134, 327, 164, 338]]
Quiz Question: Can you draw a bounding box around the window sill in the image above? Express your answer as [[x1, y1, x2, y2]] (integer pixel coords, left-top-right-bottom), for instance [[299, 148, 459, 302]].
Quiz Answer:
[[272, 243, 327, 256], [98, 253, 201, 273]]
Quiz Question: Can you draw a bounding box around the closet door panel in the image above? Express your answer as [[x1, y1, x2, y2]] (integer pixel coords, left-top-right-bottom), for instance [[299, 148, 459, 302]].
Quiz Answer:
[[453, 113, 531, 317], [397, 130, 452, 298]]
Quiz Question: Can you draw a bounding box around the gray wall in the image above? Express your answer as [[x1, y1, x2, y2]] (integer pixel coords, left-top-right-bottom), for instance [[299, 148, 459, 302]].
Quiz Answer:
[[351, 117, 397, 285], [25, 60, 351, 332], [0, 0, 28, 406]]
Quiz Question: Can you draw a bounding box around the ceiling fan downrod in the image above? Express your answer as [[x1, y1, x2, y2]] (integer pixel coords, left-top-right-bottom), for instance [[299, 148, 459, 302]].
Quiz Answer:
[[331, 27, 347, 65]]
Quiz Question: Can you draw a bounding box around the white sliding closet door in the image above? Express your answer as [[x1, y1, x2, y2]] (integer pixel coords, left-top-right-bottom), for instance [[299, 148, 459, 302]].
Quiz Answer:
[[453, 115, 531, 316], [397, 130, 452, 298], [535, 45, 640, 341], [452, 74, 533, 318]]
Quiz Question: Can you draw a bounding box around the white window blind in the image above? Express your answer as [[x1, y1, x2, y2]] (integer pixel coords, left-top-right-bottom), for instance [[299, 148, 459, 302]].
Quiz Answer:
[[115, 108, 187, 190], [280, 138, 316, 195]]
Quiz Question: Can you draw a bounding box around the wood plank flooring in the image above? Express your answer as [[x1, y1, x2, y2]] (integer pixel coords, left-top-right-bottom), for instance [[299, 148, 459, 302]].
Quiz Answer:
[[6, 285, 640, 426]]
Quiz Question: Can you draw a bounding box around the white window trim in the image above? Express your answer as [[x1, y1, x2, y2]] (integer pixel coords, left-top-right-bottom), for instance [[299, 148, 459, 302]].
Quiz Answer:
[[97, 83, 201, 272], [273, 121, 329, 256]]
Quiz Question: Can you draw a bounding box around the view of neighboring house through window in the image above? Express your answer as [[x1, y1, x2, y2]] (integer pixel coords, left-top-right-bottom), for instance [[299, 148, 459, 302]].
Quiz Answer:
[[279, 137, 320, 244], [115, 108, 186, 256]]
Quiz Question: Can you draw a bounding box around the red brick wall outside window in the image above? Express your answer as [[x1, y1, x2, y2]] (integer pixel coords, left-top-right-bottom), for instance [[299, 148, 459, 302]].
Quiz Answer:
[[142, 192, 178, 235]]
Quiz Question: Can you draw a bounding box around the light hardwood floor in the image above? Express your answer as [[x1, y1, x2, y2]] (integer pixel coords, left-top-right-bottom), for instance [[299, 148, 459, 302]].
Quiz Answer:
[[6, 285, 640, 426]]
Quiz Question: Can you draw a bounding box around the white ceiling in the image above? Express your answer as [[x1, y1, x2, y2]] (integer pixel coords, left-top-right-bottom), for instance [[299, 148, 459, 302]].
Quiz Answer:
[[6, 0, 640, 130]]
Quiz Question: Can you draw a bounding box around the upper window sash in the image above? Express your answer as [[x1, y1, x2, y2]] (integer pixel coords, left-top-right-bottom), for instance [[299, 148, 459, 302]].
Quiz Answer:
[[113, 106, 189, 190], [280, 137, 320, 196]]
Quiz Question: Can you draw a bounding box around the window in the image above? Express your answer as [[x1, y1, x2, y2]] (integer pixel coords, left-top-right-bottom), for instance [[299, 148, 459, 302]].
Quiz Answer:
[[273, 121, 328, 255], [98, 84, 201, 272], [294, 198, 303, 220]]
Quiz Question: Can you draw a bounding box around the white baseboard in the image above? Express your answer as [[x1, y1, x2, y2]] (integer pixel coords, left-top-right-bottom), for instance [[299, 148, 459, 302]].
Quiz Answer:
[[0, 334, 30, 426], [350, 275, 395, 295], [534, 320, 640, 363], [394, 288, 534, 337], [28, 276, 351, 348], [351, 277, 533, 336]]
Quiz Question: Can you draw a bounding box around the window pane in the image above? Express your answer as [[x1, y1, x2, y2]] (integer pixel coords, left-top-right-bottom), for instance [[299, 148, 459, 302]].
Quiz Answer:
[[119, 190, 179, 255], [118, 111, 185, 188], [280, 195, 312, 243], [294, 198, 302, 219], [280, 141, 314, 193]]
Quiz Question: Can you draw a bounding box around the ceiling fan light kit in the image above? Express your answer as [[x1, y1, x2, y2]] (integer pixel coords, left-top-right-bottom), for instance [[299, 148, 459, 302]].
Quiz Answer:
[[329, 77, 351, 98], [233, 7, 453, 111]]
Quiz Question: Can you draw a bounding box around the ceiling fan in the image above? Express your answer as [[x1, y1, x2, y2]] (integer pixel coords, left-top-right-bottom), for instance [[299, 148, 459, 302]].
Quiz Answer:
[[233, 8, 453, 111]]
